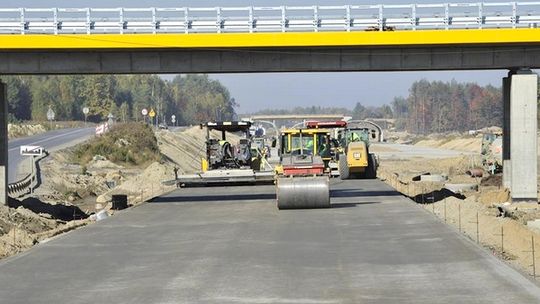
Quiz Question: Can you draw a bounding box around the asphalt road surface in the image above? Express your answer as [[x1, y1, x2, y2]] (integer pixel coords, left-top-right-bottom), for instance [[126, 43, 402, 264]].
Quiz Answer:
[[1, 179, 540, 303], [7, 127, 94, 183]]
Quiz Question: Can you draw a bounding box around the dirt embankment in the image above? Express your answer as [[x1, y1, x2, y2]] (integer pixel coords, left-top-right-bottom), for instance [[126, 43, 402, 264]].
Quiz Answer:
[[0, 199, 88, 258], [378, 154, 540, 279], [156, 126, 242, 174], [2, 125, 208, 259], [414, 137, 482, 153], [35, 126, 215, 211], [157, 127, 207, 174]]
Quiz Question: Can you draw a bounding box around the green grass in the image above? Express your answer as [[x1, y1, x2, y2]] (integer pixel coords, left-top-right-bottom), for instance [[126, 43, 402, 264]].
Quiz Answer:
[[73, 122, 161, 166]]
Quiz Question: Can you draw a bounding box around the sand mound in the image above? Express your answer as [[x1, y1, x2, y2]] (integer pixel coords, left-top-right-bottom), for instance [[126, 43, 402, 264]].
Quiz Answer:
[[415, 137, 482, 153], [156, 126, 242, 174]]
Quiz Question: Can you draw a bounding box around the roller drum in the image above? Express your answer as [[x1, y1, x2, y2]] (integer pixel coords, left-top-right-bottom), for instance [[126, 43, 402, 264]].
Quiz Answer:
[[276, 176, 330, 209]]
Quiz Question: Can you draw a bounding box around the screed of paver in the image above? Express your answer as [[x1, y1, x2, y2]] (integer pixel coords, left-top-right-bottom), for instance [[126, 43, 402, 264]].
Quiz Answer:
[[0, 180, 539, 304]]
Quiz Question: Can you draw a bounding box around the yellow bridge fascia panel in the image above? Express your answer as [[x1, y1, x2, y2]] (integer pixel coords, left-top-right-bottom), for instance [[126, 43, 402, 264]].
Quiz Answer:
[[1, 28, 540, 50]]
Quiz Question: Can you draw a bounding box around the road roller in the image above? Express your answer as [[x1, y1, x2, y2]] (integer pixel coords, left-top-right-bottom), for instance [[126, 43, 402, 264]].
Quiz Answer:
[[275, 128, 330, 209], [336, 124, 378, 179]]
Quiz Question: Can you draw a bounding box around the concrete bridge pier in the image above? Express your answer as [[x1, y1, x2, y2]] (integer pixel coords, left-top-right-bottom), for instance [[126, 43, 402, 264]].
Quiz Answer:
[[504, 69, 538, 202], [502, 75, 511, 189], [0, 81, 6, 205]]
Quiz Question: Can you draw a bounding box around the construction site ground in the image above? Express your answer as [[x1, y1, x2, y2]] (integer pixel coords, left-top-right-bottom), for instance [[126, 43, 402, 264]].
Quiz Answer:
[[2, 179, 540, 303], [3, 126, 540, 285], [373, 135, 540, 280], [1, 126, 218, 259]]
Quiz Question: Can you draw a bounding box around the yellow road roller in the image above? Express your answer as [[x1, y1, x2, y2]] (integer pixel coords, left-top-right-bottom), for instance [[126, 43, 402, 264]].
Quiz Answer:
[[275, 128, 331, 209]]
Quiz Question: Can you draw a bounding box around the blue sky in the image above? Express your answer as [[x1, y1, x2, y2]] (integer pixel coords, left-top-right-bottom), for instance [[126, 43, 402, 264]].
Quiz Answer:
[[10, 0, 513, 113]]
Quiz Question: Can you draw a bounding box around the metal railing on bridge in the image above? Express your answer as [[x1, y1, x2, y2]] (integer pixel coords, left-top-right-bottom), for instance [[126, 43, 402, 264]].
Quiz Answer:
[[0, 2, 539, 35]]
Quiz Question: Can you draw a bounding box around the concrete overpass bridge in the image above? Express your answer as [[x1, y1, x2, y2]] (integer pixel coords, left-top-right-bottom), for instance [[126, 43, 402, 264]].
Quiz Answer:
[[0, 2, 539, 203], [0, 2, 539, 73], [245, 114, 347, 121]]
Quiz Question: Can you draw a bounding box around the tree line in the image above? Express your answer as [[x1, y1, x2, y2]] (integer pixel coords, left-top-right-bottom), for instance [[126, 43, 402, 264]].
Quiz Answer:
[[3, 74, 237, 125], [253, 79, 510, 134], [6, 75, 533, 134], [391, 79, 507, 133]]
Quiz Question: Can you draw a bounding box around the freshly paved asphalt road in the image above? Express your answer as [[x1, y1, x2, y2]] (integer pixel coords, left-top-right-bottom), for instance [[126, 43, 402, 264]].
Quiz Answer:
[[1, 179, 540, 303], [7, 127, 94, 183]]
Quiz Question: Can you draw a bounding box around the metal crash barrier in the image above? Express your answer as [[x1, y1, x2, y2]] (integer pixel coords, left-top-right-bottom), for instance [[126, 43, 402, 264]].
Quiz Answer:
[[0, 2, 538, 35], [7, 150, 49, 198]]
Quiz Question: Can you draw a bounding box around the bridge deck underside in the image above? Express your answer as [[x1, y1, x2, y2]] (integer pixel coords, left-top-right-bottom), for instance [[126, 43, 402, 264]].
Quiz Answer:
[[0, 45, 539, 74], [0, 29, 539, 73]]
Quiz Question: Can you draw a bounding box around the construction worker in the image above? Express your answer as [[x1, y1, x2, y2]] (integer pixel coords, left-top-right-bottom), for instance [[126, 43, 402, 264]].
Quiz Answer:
[[319, 135, 331, 158], [173, 166, 179, 180], [304, 137, 314, 154]]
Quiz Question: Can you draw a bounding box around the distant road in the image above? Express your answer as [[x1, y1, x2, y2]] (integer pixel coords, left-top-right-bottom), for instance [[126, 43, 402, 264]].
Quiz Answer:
[[7, 127, 94, 183]]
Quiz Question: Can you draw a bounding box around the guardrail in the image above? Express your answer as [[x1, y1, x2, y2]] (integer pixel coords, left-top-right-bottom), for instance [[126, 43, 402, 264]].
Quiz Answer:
[[7, 150, 49, 198], [0, 2, 539, 35]]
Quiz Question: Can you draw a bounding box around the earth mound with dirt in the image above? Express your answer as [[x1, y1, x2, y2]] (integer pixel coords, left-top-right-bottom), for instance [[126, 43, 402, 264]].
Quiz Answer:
[[0, 197, 88, 258]]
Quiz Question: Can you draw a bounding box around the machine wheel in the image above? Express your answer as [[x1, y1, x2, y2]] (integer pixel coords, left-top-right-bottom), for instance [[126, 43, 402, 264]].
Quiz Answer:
[[338, 154, 350, 180], [366, 154, 377, 179], [276, 176, 330, 209]]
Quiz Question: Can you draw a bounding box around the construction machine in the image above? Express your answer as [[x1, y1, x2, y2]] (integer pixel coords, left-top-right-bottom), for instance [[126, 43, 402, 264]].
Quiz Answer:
[[171, 121, 274, 186], [305, 120, 347, 176], [203, 121, 256, 170], [336, 125, 378, 179], [275, 128, 331, 209], [481, 131, 503, 175]]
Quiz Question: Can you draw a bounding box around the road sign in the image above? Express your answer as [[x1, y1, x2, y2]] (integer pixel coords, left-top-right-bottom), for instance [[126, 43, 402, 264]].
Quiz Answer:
[[149, 109, 156, 118], [141, 108, 148, 116], [46, 108, 55, 121], [171, 115, 176, 123], [20, 145, 43, 156], [107, 113, 115, 125], [83, 107, 89, 126]]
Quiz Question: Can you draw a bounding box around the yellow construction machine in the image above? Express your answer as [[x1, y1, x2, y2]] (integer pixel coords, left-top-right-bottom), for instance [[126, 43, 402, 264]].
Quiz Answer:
[[274, 128, 332, 209], [336, 126, 378, 179]]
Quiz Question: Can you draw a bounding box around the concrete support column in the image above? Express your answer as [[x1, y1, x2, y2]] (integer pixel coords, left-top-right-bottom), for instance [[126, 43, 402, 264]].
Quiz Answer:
[[502, 75, 512, 189], [0, 80, 6, 205], [510, 71, 538, 202]]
